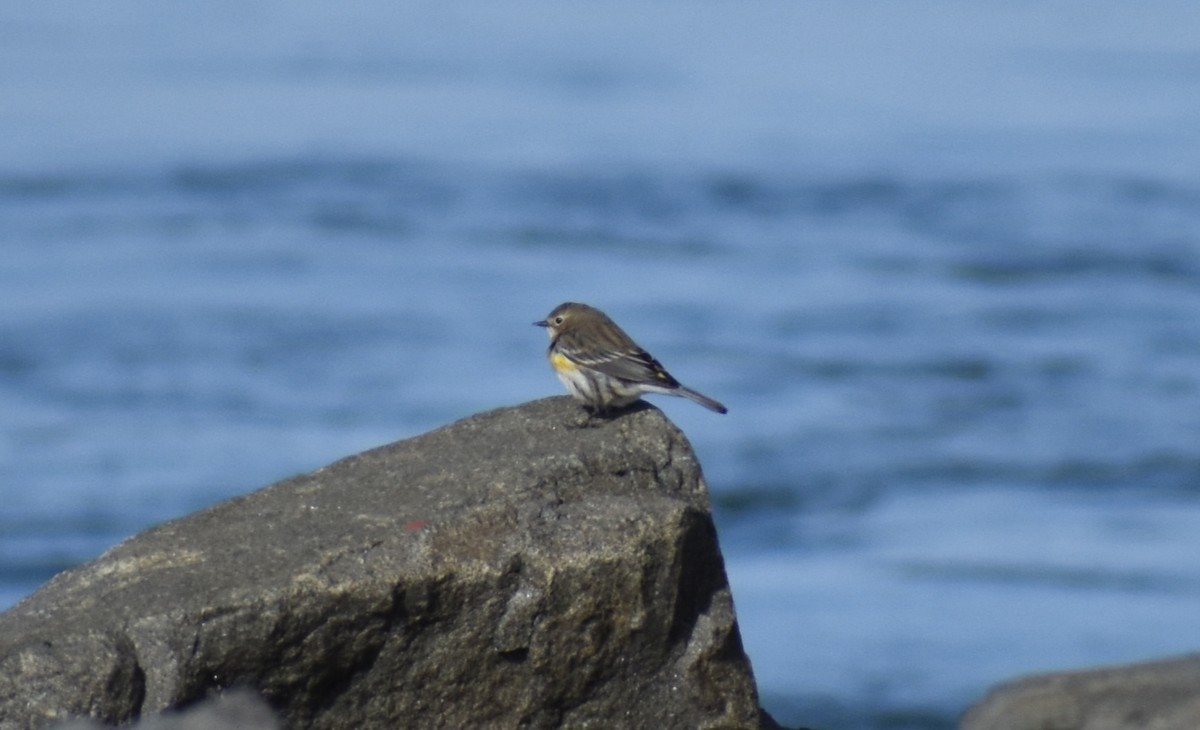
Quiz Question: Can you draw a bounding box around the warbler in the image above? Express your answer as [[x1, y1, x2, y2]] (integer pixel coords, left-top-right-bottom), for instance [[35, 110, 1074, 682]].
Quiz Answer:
[[534, 302, 727, 415]]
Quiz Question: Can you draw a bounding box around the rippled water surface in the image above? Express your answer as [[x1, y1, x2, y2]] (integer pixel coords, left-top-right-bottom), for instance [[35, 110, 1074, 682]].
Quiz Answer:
[[4, 3, 1200, 728]]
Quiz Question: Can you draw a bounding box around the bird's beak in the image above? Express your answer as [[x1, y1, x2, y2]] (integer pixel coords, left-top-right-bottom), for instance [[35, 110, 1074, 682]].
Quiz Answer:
[[533, 320, 549, 327]]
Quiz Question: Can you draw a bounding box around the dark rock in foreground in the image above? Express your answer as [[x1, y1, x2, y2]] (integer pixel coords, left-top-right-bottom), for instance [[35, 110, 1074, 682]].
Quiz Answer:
[[961, 653, 1200, 730], [0, 397, 767, 730]]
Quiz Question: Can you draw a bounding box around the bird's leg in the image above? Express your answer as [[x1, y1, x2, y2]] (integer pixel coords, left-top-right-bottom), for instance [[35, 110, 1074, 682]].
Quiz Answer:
[[576, 402, 609, 428]]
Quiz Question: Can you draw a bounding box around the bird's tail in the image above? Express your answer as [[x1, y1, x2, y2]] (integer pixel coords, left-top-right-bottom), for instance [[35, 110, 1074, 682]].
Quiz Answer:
[[677, 386, 727, 414]]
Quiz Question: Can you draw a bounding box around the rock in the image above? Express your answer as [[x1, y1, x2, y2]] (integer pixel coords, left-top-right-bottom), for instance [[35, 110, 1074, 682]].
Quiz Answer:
[[960, 653, 1200, 730], [0, 397, 769, 730]]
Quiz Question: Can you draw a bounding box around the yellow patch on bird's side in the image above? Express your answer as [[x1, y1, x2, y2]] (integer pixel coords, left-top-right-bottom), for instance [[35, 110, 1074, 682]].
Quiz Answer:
[[550, 352, 578, 372]]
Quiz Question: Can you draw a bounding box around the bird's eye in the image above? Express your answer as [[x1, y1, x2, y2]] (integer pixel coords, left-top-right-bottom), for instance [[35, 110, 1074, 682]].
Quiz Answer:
[[554, 316, 564, 324]]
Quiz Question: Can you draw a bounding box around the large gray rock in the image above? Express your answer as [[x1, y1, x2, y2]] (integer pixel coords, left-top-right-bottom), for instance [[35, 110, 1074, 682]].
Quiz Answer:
[[0, 397, 766, 730], [961, 653, 1200, 730]]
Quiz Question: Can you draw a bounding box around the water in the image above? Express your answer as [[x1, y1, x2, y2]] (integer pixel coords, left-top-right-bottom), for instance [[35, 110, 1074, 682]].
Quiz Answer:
[[4, 3, 1200, 728]]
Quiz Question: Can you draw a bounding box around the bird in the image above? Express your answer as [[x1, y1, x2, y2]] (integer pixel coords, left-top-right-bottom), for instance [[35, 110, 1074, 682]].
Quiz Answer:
[[534, 302, 727, 415]]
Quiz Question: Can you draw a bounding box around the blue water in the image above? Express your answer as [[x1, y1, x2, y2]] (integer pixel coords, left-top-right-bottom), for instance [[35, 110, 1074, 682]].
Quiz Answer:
[[4, 3, 1200, 728]]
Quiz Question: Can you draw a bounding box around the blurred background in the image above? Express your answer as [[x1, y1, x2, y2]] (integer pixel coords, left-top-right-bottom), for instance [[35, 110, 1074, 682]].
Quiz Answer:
[[3, 2, 1200, 728]]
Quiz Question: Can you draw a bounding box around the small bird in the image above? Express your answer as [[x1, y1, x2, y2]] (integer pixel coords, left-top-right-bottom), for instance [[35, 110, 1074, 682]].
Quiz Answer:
[[534, 302, 727, 415]]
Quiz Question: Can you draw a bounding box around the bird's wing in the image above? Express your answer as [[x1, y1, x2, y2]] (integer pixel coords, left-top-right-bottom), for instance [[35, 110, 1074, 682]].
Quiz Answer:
[[559, 343, 681, 387]]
